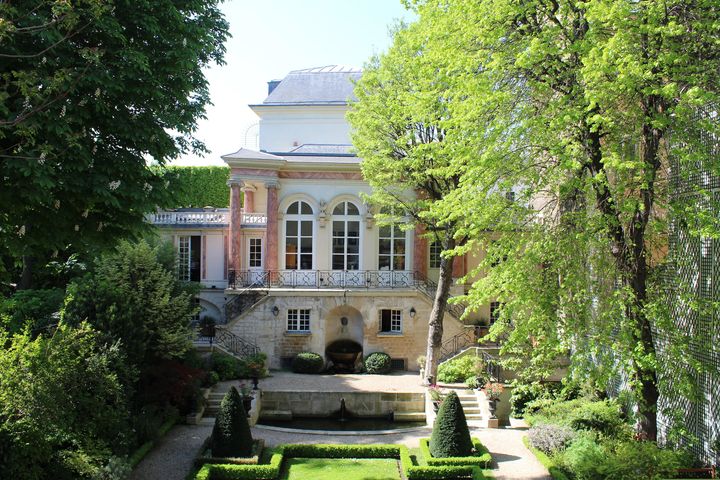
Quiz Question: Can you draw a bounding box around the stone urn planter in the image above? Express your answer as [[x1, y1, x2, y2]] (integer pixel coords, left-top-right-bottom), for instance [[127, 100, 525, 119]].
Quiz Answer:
[[325, 339, 362, 373], [488, 399, 498, 419]]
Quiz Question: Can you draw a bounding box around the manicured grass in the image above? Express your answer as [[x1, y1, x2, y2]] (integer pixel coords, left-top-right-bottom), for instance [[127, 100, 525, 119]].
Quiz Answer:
[[280, 458, 401, 480]]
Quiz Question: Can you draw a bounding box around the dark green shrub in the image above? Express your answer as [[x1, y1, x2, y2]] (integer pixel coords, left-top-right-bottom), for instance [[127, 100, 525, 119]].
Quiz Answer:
[[569, 400, 627, 437], [211, 387, 253, 458], [364, 352, 392, 374], [437, 355, 482, 383], [429, 391, 473, 457], [511, 383, 547, 418], [291, 352, 324, 374], [0, 288, 65, 334], [211, 352, 241, 380], [204, 371, 220, 387]]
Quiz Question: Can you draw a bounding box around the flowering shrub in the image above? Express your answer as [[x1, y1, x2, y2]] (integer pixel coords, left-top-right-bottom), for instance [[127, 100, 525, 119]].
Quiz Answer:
[[484, 382, 504, 400], [528, 424, 576, 454]]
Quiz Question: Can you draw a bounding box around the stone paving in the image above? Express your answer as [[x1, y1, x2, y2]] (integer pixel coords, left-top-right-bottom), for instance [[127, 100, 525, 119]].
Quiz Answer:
[[131, 373, 549, 480], [130, 421, 549, 480], [226, 370, 426, 393]]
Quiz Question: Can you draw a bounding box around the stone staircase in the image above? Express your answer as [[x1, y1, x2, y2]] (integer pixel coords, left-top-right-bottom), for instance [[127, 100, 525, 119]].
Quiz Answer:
[[203, 390, 228, 417], [453, 388, 484, 427]]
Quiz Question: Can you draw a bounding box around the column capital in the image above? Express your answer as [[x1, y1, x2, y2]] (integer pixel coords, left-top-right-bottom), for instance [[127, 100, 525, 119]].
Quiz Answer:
[[227, 176, 245, 187], [265, 180, 279, 189]]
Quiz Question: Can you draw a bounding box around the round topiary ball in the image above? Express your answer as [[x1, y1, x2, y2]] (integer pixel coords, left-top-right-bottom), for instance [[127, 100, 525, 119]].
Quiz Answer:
[[429, 390, 473, 457], [291, 352, 325, 374], [364, 352, 392, 374]]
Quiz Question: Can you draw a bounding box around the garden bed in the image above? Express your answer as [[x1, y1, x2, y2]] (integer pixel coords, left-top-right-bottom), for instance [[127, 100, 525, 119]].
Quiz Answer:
[[195, 438, 265, 467], [194, 443, 488, 480], [419, 437, 493, 468]]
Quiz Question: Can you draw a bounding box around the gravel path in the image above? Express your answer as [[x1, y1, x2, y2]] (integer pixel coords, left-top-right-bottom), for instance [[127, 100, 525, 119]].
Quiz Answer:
[[473, 422, 551, 480], [130, 421, 549, 480], [129, 424, 212, 480]]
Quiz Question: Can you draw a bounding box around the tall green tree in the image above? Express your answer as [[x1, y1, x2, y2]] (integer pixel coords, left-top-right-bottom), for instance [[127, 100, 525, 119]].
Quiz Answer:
[[62, 240, 196, 373], [385, 0, 719, 440], [0, 0, 229, 288], [349, 21, 485, 383]]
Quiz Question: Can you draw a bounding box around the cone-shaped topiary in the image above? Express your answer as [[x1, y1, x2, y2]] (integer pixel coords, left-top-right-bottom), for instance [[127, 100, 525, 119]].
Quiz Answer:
[[210, 386, 253, 457], [429, 390, 473, 457]]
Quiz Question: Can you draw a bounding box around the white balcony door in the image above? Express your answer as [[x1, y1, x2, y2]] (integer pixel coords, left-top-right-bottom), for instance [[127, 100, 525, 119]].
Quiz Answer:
[[247, 237, 263, 284]]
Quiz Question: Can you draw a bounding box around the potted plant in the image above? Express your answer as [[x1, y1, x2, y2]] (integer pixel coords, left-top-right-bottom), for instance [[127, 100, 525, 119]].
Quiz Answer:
[[428, 384, 443, 413], [246, 359, 265, 390], [483, 382, 504, 419], [239, 383, 253, 416]]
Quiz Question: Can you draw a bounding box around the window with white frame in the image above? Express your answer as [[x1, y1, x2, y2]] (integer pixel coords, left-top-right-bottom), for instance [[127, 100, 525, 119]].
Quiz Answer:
[[177, 235, 201, 281], [285, 201, 314, 270], [378, 225, 406, 270], [379, 309, 402, 333], [429, 241, 442, 269], [332, 201, 361, 270], [287, 308, 310, 332], [249, 238, 262, 268]]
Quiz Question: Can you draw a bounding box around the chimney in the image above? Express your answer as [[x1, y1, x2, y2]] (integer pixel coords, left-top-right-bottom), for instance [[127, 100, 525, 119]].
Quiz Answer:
[[267, 80, 281, 95]]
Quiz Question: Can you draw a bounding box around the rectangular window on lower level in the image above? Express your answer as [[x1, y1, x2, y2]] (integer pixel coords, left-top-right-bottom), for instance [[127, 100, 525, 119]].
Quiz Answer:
[[379, 309, 402, 333], [490, 301, 501, 324], [287, 308, 310, 332]]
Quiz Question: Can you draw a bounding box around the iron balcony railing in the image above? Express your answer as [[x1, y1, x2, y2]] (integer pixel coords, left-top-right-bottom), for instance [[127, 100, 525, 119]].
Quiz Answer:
[[227, 268, 467, 319]]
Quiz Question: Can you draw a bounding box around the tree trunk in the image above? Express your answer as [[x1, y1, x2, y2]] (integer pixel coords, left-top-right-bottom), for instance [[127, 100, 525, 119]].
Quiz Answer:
[[18, 255, 35, 290], [423, 236, 456, 385]]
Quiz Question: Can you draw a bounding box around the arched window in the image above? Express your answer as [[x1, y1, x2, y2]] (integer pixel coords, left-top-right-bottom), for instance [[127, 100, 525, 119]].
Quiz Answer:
[[285, 201, 314, 270], [331, 201, 361, 270]]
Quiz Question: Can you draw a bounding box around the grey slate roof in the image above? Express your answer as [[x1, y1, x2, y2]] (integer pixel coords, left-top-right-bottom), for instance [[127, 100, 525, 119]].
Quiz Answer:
[[259, 65, 362, 106], [288, 144, 354, 155]]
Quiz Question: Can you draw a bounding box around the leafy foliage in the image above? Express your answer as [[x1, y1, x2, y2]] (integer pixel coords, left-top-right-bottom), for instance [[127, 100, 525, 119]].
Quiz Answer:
[[211, 387, 253, 458], [437, 355, 484, 384], [211, 352, 268, 380], [348, 20, 472, 383], [526, 398, 631, 439], [364, 352, 392, 374], [0, 323, 130, 480], [0, 1, 229, 287], [0, 287, 65, 334], [429, 391, 473, 458], [557, 435, 686, 480], [375, 0, 720, 440], [291, 352, 325, 374], [62, 240, 196, 371], [165, 166, 230, 208]]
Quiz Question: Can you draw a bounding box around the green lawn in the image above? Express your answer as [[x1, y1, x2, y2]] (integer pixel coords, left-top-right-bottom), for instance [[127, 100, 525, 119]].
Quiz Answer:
[[280, 458, 401, 480]]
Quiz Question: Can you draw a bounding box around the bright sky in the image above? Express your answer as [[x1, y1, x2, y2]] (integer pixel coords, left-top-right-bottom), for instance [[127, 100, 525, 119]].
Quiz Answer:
[[174, 0, 414, 166]]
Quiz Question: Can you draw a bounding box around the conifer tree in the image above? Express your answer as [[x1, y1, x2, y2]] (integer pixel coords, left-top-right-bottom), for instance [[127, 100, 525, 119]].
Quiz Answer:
[[429, 391, 473, 457], [211, 387, 253, 458]]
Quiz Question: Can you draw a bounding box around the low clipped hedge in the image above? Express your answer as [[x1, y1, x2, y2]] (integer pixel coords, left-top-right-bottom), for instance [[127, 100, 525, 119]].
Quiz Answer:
[[291, 352, 324, 374], [364, 352, 392, 374], [194, 443, 487, 479], [522, 436, 571, 480], [420, 438, 492, 468]]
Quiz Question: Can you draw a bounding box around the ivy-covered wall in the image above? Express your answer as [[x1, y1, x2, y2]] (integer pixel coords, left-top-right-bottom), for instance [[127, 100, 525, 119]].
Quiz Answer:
[[166, 166, 230, 208]]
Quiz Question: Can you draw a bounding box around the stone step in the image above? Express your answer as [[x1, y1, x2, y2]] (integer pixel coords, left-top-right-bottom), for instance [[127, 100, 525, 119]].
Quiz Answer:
[[394, 412, 426, 422], [465, 414, 484, 420], [462, 408, 482, 414]]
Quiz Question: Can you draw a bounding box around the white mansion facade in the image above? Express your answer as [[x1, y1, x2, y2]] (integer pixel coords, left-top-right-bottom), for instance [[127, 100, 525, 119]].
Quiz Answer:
[[150, 66, 497, 370]]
